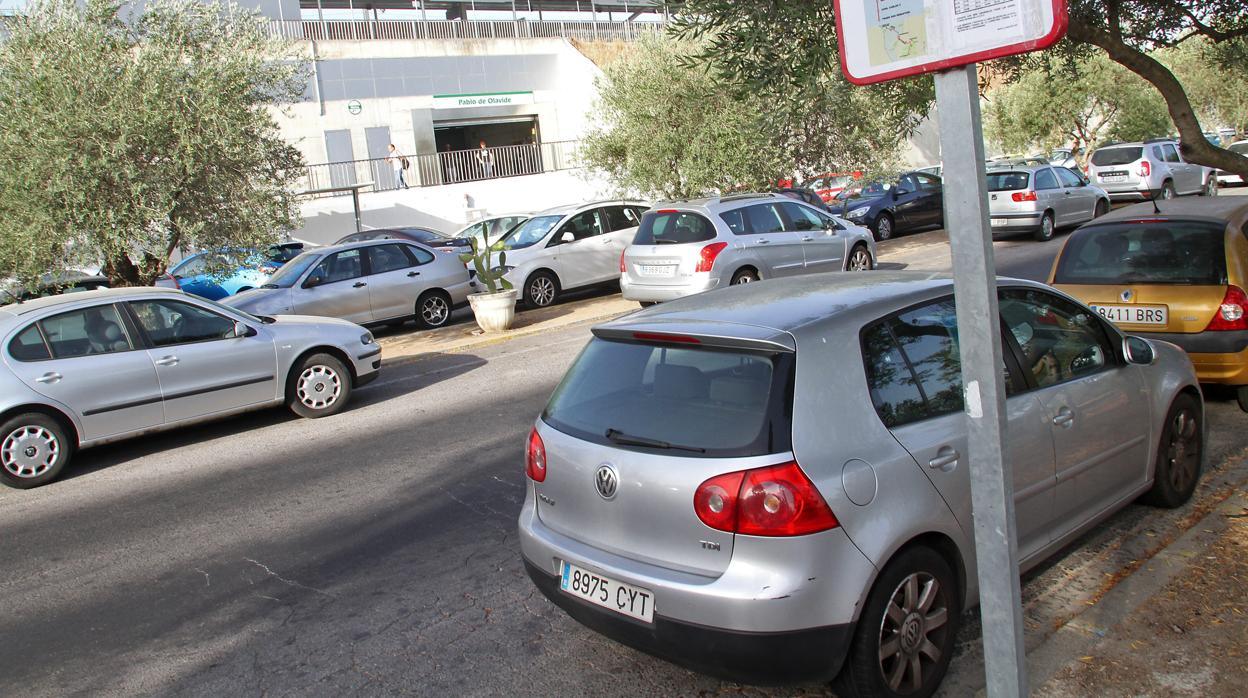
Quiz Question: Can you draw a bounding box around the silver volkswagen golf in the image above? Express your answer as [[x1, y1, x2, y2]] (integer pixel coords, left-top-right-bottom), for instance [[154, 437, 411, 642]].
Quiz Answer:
[[1, 288, 380, 489], [621, 194, 876, 304], [519, 272, 1203, 695]]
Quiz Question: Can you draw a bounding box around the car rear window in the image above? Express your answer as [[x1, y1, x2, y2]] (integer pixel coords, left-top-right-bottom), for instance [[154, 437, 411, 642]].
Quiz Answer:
[[543, 338, 794, 458], [1091, 147, 1143, 166], [632, 211, 716, 245], [986, 171, 1030, 191], [1053, 221, 1227, 286]]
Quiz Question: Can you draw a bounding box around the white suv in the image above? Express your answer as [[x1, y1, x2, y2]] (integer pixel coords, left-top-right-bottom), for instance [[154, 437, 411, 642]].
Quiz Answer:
[[1088, 139, 1216, 201], [498, 200, 649, 308]]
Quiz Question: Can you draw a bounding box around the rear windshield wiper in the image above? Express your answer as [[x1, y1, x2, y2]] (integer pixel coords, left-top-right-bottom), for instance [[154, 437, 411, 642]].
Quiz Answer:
[[605, 428, 706, 453]]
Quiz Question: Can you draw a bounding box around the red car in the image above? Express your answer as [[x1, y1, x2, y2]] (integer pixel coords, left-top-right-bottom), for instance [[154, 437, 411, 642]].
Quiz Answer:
[[802, 171, 864, 203]]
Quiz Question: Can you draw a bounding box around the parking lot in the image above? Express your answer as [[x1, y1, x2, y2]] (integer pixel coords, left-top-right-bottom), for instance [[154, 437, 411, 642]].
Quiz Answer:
[[4, 205, 1247, 696]]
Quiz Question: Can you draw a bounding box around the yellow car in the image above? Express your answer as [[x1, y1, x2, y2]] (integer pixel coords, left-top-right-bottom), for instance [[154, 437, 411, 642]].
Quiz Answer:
[[1049, 197, 1248, 408]]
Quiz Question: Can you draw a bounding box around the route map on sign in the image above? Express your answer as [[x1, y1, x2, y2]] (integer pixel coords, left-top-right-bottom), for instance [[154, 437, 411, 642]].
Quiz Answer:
[[867, 0, 928, 66]]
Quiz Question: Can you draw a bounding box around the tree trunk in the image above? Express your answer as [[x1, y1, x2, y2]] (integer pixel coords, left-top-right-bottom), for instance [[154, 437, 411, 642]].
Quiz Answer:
[[1067, 19, 1248, 181], [103, 254, 144, 288]]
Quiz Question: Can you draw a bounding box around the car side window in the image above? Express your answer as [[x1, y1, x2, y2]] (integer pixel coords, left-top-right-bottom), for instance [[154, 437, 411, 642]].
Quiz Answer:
[[1055, 167, 1083, 188], [999, 289, 1114, 389], [602, 206, 640, 232], [897, 174, 919, 193], [39, 304, 135, 358], [743, 203, 785, 234], [173, 256, 207, 278], [779, 202, 825, 231], [914, 173, 941, 191], [8, 323, 51, 361], [367, 244, 414, 274], [1034, 168, 1059, 190], [311, 249, 363, 284], [720, 208, 749, 235], [402, 244, 435, 265], [1163, 144, 1181, 163], [130, 299, 237, 348], [556, 210, 604, 243], [863, 299, 963, 427]]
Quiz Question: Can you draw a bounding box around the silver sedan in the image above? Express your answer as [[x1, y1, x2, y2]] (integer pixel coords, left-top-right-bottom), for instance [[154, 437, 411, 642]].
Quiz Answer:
[[224, 239, 476, 329], [518, 272, 1202, 693], [0, 287, 381, 489]]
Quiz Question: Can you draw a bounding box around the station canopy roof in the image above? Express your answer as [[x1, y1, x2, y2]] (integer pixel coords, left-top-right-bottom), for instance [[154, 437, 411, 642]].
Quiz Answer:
[[298, 0, 662, 13]]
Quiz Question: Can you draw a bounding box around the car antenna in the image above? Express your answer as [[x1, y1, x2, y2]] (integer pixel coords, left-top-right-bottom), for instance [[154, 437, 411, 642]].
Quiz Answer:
[[1150, 189, 1161, 215]]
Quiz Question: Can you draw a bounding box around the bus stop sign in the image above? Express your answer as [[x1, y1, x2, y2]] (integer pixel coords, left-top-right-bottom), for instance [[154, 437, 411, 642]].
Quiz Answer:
[[834, 0, 1067, 85]]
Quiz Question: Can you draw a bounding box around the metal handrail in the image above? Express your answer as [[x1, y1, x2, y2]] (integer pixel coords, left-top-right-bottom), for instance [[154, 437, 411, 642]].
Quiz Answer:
[[266, 18, 664, 41]]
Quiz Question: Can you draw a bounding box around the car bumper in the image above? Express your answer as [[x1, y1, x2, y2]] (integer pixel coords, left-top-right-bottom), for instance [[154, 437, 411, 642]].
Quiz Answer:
[[1098, 183, 1153, 201], [989, 212, 1042, 235], [620, 272, 721, 302], [1217, 173, 1243, 185], [352, 346, 382, 385], [523, 558, 854, 685], [1133, 330, 1248, 385]]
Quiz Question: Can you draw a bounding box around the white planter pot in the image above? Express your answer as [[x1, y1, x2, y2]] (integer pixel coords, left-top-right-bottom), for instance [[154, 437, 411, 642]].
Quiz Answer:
[[467, 289, 518, 333]]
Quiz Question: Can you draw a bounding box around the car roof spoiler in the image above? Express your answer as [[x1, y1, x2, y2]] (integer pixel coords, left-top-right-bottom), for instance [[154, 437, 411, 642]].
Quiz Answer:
[[592, 321, 796, 353]]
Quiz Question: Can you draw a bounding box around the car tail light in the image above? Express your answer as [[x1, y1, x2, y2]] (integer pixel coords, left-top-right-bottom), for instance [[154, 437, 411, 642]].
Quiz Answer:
[[526, 428, 547, 482], [693, 461, 839, 537], [694, 242, 729, 273], [1206, 285, 1248, 331], [163, 273, 181, 289], [619, 250, 627, 274], [1138, 161, 1151, 178], [1011, 191, 1038, 202]]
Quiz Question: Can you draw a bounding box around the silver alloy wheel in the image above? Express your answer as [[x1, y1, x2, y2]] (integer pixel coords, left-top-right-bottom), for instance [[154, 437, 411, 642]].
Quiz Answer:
[[1206, 178, 1218, 197], [1162, 182, 1176, 199], [529, 276, 556, 307], [849, 248, 873, 271], [296, 364, 342, 411], [2, 424, 60, 479], [875, 216, 893, 240], [878, 571, 949, 694], [421, 295, 449, 326], [731, 273, 755, 285], [1040, 214, 1054, 240], [1166, 408, 1200, 494]]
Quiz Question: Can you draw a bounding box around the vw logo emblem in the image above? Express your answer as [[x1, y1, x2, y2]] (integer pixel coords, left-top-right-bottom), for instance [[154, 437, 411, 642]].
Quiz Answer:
[[595, 464, 619, 500], [1120, 288, 1134, 302]]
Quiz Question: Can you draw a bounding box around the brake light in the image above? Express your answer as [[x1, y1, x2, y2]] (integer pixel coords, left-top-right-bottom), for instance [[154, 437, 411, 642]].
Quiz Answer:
[[1206, 285, 1248, 331], [526, 428, 546, 482], [619, 250, 626, 274], [656, 209, 678, 214], [1138, 161, 1151, 178], [631, 332, 701, 344], [693, 461, 839, 537], [694, 242, 729, 273], [1011, 191, 1038, 202]]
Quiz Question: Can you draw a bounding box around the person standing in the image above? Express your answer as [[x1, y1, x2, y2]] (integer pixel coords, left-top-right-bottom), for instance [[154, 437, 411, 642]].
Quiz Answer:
[[476, 139, 495, 178], [386, 144, 409, 190]]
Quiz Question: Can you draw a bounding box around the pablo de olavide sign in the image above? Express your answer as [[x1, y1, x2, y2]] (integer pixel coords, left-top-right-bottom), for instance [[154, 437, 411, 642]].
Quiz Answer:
[[432, 91, 535, 109]]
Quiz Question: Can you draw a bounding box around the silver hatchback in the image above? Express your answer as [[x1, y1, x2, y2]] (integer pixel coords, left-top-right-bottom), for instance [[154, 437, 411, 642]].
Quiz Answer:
[[620, 194, 876, 304], [224, 239, 476, 330], [519, 273, 1203, 693], [1, 288, 380, 489], [987, 165, 1111, 241]]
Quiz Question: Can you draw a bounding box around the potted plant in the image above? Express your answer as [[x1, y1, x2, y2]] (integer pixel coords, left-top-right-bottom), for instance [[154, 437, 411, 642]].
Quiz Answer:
[[460, 229, 517, 333]]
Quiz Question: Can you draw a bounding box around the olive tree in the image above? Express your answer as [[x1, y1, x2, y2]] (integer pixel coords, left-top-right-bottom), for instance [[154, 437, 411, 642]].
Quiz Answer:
[[0, 0, 308, 288]]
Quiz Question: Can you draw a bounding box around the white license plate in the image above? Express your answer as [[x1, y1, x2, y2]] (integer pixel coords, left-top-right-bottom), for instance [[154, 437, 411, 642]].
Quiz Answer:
[[990, 218, 1008, 227], [1091, 304, 1168, 325], [559, 561, 654, 623], [1101, 175, 1127, 183], [637, 264, 675, 278]]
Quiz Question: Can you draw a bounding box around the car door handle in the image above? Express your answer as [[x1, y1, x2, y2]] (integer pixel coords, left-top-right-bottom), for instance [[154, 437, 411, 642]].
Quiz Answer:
[[928, 446, 960, 470], [154, 356, 179, 367], [35, 372, 62, 384], [1052, 407, 1075, 428], [801, 236, 814, 242], [756, 239, 771, 244], [407, 271, 420, 277], [353, 282, 367, 288]]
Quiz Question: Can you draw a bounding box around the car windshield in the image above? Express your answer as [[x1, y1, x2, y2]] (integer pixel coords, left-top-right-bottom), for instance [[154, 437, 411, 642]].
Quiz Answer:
[[986, 171, 1030, 191], [1091, 147, 1144, 166], [261, 252, 320, 288], [501, 215, 562, 249], [543, 337, 793, 457], [265, 244, 303, 263], [196, 295, 268, 324], [397, 228, 450, 244], [838, 180, 891, 201], [1053, 221, 1227, 285]]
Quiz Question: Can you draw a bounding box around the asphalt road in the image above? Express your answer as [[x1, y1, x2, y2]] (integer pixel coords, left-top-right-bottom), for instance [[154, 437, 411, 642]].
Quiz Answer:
[[3, 217, 1246, 697]]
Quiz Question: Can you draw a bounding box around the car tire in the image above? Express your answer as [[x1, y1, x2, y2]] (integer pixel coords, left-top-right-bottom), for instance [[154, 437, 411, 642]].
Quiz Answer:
[[730, 268, 759, 285], [415, 290, 452, 330], [1140, 393, 1202, 508], [638, 301, 657, 308], [834, 546, 960, 698], [1034, 211, 1055, 242], [848, 244, 874, 271], [525, 271, 560, 309], [1237, 386, 1248, 413], [1093, 199, 1109, 218], [1202, 177, 1218, 197], [872, 214, 894, 242], [0, 412, 73, 489], [287, 353, 352, 419], [1161, 180, 1176, 200]]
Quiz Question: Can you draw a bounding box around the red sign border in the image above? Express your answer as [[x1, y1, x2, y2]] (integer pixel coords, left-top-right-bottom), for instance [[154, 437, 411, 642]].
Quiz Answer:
[[834, 0, 1068, 86]]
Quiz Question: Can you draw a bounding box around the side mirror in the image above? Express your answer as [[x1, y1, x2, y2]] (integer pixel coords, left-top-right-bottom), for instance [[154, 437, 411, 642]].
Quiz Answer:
[[303, 275, 323, 289], [1123, 336, 1156, 365], [560, 231, 575, 244], [233, 321, 256, 338]]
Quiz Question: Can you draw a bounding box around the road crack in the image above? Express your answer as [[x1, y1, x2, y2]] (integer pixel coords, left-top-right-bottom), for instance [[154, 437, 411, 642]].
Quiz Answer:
[[244, 558, 336, 598]]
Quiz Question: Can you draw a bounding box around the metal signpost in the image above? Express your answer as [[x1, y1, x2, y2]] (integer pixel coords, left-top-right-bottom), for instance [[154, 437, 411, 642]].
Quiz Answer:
[[834, 2, 1068, 696]]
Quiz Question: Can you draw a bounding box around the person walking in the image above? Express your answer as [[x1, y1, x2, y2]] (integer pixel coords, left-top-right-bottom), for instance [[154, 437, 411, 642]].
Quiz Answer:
[[386, 144, 409, 190], [476, 140, 495, 178]]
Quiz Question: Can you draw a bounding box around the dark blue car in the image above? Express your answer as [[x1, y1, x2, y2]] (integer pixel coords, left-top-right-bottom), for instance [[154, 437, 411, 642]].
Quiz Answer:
[[839, 171, 945, 241], [155, 243, 305, 300]]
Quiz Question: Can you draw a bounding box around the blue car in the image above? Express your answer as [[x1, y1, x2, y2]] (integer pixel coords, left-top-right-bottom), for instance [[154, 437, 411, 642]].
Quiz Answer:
[[155, 243, 305, 300]]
